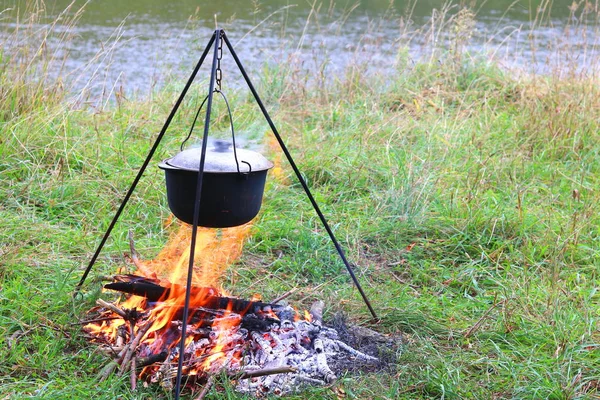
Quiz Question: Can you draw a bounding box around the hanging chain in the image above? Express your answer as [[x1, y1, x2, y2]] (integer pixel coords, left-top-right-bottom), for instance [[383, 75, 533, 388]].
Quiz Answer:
[[215, 32, 223, 91]]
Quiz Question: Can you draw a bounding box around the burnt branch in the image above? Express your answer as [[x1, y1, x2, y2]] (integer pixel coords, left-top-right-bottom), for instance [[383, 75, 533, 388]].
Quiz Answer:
[[137, 351, 169, 368], [104, 275, 283, 315], [96, 299, 127, 319], [237, 366, 297, 379]]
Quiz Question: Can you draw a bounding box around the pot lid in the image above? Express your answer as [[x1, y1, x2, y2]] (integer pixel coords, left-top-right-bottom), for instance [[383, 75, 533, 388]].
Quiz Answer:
[[165, 140, 273, 173]]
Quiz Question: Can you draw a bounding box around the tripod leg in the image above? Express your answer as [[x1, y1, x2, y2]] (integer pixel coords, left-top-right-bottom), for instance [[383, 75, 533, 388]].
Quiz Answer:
[[174, 29, 223, 400], [221, 32, 378, 320], [74, 32, 217, 294]]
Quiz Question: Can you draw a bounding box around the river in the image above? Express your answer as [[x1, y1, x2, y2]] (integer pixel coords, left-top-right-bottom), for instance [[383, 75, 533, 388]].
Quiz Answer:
[[1, 0, 599, 96]]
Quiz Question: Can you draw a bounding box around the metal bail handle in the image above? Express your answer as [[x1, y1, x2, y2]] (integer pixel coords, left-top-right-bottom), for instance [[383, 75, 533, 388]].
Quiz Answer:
[[179, 89, 244, 175]]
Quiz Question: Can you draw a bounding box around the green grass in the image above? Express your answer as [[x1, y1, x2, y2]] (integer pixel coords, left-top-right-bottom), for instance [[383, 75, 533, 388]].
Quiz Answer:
[[2, 3, 600, 400]]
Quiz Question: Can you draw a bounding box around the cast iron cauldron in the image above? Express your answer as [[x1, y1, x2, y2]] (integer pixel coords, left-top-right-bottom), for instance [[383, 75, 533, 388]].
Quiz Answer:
[[159, 140, 273, 228]]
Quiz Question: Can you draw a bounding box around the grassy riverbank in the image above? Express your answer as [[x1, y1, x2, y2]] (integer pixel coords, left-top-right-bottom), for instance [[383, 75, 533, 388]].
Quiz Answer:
[[2, 4, 600, 400]]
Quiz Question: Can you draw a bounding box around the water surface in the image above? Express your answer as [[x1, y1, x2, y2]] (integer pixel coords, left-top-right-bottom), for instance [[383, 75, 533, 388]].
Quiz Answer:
[[1, 0, 598, 96]]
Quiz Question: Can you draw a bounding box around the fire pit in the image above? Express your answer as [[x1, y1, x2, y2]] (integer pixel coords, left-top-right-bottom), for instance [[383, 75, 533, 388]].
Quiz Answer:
[[84, 275, 383, 397], [80, 225, 392, 397], [76, 29, 382, 399]]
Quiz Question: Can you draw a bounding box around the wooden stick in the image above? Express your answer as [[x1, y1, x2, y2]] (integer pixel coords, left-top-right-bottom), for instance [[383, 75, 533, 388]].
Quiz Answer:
[[130, 357, 137, 391], [136, 351, 168, 368], [463, 298, 506, 338], [128, 320, 136, 342], [99, 340, 133, 382], [235, 366, 297, 379], [7, 328, 33, 350], [117, 319, 136, 372], [33, 313, 72, 338], [387, 260, 406, 266], [116, 343, 130, 361], [270, 288, 298, 304], [390, 272, 420, 290], [298, 276, 339, 303], [118, 319, 154, 375], [96, 299, 127, 319], [100, 326, 128, 358], [390, 272, 421, 296], [73, 316, 120, 325], [194, 375, 215, 400], [98, 361, 120, 382], [98, 345, 125, 354]]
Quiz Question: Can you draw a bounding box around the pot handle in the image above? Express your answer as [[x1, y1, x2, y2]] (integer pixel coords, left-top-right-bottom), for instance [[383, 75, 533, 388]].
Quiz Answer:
[[241, 160, 251, 173], [180, 93, 209, 152], [180, 89, 245, 175]]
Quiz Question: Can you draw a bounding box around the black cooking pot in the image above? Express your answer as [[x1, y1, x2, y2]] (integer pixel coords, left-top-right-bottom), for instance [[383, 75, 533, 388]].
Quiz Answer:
[[158, 140, 273, 228]]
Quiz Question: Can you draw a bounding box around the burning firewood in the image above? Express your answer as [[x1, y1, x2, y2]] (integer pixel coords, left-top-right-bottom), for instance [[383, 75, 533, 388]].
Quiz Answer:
[[105, 275, 283, 314], [96, 299, 128, 319], [84, 274, 382, 396]]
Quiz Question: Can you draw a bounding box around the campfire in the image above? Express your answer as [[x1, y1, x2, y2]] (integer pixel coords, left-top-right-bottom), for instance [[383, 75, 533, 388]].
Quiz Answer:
[[78, 29, 383, 398], [82, 224, 381, 397]]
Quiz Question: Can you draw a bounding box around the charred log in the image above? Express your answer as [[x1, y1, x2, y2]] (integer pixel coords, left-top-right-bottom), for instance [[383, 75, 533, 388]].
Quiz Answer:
[[104, 278, 216, 303], [240, 314, 279, 331], [105, 275, 283, 315], [137, 351, 169, 368]]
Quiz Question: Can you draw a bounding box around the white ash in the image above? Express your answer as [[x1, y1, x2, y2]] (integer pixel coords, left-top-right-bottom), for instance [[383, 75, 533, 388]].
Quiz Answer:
[[235, 316, 377, 396], [148, 306, 379, 397]]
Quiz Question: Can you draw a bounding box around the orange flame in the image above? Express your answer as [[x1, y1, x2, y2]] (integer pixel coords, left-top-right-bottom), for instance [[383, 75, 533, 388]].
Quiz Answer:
[[304, 310, 313, 323], [136, 222, 252, 289], [84, 164, 312, 382], [84, 221, 254, 371]]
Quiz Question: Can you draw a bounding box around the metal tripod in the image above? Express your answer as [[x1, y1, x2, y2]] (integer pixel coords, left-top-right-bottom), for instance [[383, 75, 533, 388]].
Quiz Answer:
[[75, 29, 378, 399]]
